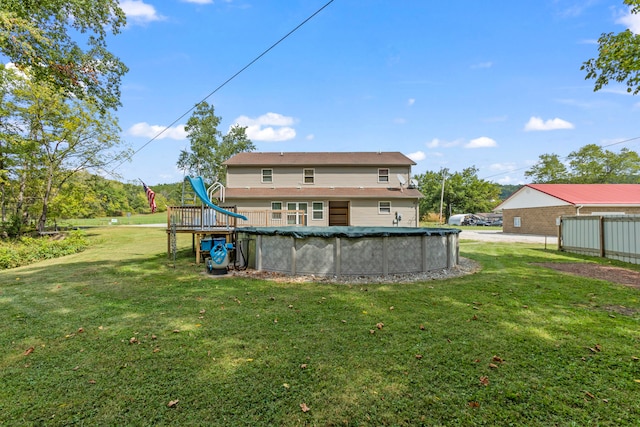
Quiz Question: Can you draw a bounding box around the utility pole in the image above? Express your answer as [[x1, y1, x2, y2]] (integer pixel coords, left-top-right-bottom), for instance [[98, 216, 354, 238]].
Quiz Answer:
[[438, 168, 448, 224]]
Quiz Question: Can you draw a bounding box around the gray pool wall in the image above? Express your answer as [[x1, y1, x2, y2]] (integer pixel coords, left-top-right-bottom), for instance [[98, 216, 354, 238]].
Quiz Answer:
[[238, 227, 459, 276]]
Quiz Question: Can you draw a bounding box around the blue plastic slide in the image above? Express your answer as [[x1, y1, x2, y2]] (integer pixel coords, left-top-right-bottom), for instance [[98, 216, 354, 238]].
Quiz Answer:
[[186, 176, 248, 221]]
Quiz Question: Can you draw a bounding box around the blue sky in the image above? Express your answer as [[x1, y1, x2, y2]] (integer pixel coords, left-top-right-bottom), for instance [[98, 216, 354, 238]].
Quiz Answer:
[[107, 0, 640, 186]]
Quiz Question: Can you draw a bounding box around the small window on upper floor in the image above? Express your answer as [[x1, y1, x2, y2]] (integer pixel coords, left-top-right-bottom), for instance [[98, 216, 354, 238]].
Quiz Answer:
[[379, 201, 391, 214], [262, 169, 273, 183], [303, 169, 314, 184], [378, 168, 389, 183]]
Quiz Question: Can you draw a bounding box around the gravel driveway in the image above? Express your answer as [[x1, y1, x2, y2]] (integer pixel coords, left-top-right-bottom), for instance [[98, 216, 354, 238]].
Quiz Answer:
[[459, 230, 558, 244]]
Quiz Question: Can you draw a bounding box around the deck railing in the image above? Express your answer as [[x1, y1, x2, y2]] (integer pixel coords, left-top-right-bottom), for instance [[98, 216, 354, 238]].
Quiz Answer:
[[167, 206, 307, 229]]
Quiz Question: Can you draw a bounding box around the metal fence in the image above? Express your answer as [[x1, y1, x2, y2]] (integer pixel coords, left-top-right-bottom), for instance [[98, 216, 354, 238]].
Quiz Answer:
[[559, 215, 640, 265]]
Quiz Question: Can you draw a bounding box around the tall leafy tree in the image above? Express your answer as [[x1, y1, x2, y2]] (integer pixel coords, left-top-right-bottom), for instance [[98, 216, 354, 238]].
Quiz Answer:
[[415, 166, 500, 221], [177, 102, 255, 185], [525, 144, 640, 184], [582, 0, 640, 95], [7, 74, 130, 231], [0, 0, 128, 110], [524, 153, 569, 183]]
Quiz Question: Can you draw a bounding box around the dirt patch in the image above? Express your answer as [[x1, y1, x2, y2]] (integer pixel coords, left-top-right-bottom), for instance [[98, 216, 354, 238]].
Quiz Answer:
[[205, 257, 481, 284], [534, 262, 640, 289]]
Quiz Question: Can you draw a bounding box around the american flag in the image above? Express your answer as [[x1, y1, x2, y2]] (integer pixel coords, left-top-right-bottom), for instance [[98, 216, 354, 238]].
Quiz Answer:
[[142, 181, 157, 213]]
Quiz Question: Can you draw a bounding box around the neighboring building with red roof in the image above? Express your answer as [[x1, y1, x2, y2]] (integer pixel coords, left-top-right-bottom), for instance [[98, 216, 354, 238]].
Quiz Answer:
[[494, 184, 640, 235], [221, 152, 423, 227]]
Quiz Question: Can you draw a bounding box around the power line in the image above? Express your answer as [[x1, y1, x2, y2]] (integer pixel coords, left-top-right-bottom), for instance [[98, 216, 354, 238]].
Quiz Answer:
[[110, 0, 335, 175]]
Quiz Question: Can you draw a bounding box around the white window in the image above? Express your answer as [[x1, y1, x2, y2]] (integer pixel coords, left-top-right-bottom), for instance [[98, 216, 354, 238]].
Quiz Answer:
[[271, 201, 282, 220], [378, 168, 389, 183], [312, 202, 324, 220], [303, 169, 315, 184], [262, 169, 273, 183], [379, 201, 391, 214], [514, 217, 521, 228]]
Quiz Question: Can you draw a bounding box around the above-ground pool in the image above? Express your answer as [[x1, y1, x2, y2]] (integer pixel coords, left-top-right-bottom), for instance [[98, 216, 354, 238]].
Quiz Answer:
[[237, 226, 460, 277]]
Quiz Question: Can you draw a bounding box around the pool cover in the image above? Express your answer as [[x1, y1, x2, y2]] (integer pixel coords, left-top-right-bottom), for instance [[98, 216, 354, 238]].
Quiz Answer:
[[238, 226, 460, 239]]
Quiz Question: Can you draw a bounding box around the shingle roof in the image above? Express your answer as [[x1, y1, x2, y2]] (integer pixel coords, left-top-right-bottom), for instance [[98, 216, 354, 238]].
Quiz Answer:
[[223, 152, 416, 166], [225, 186, 422, 200], [527, 184, 640, 205]]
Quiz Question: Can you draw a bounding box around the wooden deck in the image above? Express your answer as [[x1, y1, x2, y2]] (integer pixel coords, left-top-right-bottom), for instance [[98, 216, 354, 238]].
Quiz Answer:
[[166, 205, 306, 263]]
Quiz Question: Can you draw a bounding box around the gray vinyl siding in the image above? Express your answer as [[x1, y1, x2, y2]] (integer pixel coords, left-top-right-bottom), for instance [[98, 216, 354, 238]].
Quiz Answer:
[[227, 166, 412, 188]]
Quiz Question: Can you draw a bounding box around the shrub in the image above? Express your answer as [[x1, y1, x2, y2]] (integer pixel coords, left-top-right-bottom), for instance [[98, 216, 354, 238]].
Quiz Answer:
[[0, 230, 88, 269]]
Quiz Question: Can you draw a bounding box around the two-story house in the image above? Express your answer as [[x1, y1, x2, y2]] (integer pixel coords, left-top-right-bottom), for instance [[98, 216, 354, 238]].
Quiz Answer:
[[222, 151, 423, 227]]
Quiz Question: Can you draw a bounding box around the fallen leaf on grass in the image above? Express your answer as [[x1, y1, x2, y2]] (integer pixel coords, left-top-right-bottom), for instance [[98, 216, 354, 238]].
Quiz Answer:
[[23, 347, 34, 356], [631, 356, 639, 361], [151, 335, 157, 340], [634, 379, 640, 383], [172, 330, 180, 334], [468, 401, 480, 408], [167, 399, 179, 408], [369, 330, 375, 334], [72, 366, 80, 371], [300, 403, 310, 413], [199, 309, 206, 314], [77, 327, 84, 333], [129, 337, 138, 344], [283, 383, 290, 389], [419, 324, 425, 330], [471, 315, 478, 321], [415, 354, 423, 360], [492, 355, 504, 363], [479, 376, 489, 386], [88, 379, 96, 384], [585, 391, 595, 399], [489, 363, 499, 369], [153, 348, 160, 353], [300, 364, 308, 369], [376, 322, 384, 330]]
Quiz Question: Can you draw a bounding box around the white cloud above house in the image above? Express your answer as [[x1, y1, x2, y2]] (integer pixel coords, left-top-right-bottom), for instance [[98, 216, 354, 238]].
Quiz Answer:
[[407, 98, 416, 106], [234, 113, 297, 142], [465, 136, 497, 148], [127, 122, 187, 140], [524, 116, 574, 131], [407, 151, 426, 162], [617, 7, 640, 34], [120, 0, 165, 24]]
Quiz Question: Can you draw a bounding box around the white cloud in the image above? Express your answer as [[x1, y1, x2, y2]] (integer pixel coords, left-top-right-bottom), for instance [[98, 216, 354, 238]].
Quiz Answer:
[[407, 151, 426, 162], [617, 8, 640, 34], [471, 61, 493, 69], [120, 0, 165, 24], [181, 0, 213, 4], [234, 113, 297, 142], [465, 136, 497, 148], [425, 138, 461, 149], [306, 134, 315, 140], [489, 162, 517, 171], [407, 98, 415, 106], [496, 175, 524, 185], [127, 122, 187, 140], [524, 116, 574, 131]]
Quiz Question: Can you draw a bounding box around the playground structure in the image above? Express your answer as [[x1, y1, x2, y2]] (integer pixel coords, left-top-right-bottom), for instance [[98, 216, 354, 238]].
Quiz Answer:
[[167, 176, 247, 266]]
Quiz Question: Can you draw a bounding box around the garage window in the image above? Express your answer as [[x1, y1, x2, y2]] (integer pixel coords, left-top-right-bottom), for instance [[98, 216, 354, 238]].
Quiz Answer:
[[514, 217, 521, 228]]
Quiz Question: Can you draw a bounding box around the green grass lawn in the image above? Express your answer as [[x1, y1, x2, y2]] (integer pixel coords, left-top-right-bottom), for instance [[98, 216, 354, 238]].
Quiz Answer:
[[1, 228, 639, 426]]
